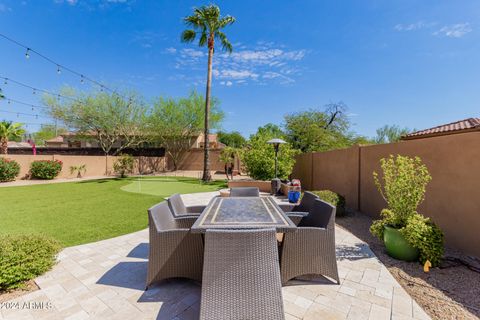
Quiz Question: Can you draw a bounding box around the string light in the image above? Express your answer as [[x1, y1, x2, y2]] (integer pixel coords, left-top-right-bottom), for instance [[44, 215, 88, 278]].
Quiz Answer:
[[2, 96, 50, 110], [0, 75, 77, 102], [3, 78, 7, 85], [0, 32, 120, 95]]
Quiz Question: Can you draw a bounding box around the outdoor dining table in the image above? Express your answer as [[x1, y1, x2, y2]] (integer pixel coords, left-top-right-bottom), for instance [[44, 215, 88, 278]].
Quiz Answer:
[[190, 196, 298, 233]]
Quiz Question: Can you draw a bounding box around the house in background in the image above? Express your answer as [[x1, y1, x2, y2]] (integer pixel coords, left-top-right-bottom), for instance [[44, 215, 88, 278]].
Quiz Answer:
[[45, 132, 225, 149], [402, 118, 480, 140]]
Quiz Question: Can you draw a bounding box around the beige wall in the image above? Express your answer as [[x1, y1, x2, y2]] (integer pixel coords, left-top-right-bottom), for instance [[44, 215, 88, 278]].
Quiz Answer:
[[177, 149, 227, 171], [291, 132, 480, 258], [2, 154, 166, 179]]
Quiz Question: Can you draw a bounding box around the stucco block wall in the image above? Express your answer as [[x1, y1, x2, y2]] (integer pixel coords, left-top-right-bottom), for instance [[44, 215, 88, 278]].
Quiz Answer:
[[291, 132, 480, 258], [2, 154, 166, 179]]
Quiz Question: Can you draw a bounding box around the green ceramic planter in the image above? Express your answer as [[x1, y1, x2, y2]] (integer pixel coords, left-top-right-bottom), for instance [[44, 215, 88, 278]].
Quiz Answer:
[[383, 225, 419, 262]]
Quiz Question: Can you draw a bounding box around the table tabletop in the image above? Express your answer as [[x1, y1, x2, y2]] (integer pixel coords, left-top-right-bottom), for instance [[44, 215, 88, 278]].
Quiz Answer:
[[191, 196, 297, 233]]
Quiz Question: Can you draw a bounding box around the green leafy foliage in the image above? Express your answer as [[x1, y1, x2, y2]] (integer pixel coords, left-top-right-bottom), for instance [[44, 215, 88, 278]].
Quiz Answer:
[[69, 164, 86, 178], [311, 190, 346, 216], [30, 160, 63, 180], [0, 121, 26, 154], [370, 155, 444, 266], [217, 131, 246, 148], [242, 125, 299, 180], [0, 234, 61, 290], [33, 125, 67, 146], [0, 158, 20, 182], [113, 154, 134, 178], [374, 155, 431, 223], [284, 103, 370, 152], [374, 125, 412, 144], [148, 91, 224, 170], [401, 213, 444, 266]]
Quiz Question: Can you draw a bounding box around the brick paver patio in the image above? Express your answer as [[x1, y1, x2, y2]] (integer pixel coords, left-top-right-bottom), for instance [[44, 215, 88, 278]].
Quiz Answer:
[[1, 192, 430, 320]]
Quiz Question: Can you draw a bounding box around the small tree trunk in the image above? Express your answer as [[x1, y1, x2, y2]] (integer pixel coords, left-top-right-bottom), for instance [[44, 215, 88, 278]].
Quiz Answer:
[[105, 153, 108, 176], [202, 45, 214, 182], [0, 138, 8, 155]]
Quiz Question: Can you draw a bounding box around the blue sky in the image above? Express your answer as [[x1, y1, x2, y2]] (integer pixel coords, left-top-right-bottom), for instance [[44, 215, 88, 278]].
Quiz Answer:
[[0, 0, 479, 138]]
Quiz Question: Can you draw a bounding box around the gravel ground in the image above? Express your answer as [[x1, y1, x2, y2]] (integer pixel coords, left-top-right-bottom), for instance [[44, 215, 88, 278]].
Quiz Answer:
[[0, 281, 38, 303], [337, 211, 480, 320]]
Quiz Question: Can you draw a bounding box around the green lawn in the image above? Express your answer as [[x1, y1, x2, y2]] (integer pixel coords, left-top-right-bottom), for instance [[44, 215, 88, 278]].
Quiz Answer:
[[0, 177, 225, 247]]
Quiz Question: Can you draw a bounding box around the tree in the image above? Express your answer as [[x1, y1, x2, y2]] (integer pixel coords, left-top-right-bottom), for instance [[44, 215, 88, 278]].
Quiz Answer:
[[242, 126, 299, 181], [374, 125, 412, 144], [284, 102, 353, 153], [44, 89, 147, 174], [148, 91, 224, 171], [217, 131, 246, 148], [33, 124, 67, 146], [0, 121, 25, 154], [181, 4, 235, 182]]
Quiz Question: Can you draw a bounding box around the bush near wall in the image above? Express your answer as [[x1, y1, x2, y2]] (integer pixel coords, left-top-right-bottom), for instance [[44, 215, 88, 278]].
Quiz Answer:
[[311, 190, 346, 216], [0, 235, 61, 290], [0, 158, 20, 182], [30, 160, 63, 180]]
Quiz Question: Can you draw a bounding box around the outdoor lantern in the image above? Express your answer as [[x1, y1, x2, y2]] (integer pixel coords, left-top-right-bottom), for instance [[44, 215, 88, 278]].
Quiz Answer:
[[267, 138, 286, 195]]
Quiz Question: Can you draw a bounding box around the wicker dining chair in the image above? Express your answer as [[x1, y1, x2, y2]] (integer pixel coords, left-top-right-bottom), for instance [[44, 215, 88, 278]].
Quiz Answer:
[[229, 187, 260, 197], [278, 191, 319, 214], [146, 201, 204, 289], [200, 228, 285, 320], [280, 199, 340, 285], [167, 193, 206, 217]]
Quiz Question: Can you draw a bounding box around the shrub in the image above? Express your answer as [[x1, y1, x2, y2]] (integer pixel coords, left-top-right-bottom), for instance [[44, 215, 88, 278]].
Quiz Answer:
[[311, 190, 346, 216], [241, 130, 299, 181], [0, 234, 61, 290], [30, 160, 63, 179], [0, 158, 20, 182], [113, 154, 134, 178], [370, 155, 444, 266], [373, 155, 431, 223], [69, 164, 86, 178]]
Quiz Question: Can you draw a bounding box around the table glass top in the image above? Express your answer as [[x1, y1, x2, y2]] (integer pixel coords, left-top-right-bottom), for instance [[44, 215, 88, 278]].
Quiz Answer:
[[191, 197, 296, 232]]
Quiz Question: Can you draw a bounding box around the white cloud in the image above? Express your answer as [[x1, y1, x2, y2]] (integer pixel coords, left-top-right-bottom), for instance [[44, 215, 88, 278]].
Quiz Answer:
[[0, 3, 11, 12], [168, 42, 306, 86], [434, 23, 472, 38], [394, 21, 432, 31]]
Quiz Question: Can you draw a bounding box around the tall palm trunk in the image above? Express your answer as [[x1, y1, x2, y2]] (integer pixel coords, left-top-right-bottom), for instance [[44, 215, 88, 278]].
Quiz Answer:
[[202, 41, 214, 182], [0, 137, 8, 155]]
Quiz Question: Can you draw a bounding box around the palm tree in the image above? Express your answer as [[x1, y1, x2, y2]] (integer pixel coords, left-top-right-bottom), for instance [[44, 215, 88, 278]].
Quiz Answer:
[[181, 4, 235, 182], [0, 121, 25, 154]]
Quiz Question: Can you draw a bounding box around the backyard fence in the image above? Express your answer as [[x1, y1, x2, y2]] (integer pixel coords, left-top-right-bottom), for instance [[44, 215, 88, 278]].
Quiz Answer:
[[291, 131, 480, 258]]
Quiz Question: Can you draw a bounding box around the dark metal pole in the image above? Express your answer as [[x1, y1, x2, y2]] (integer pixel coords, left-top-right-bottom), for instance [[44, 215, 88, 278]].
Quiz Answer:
[[274, 144, 279, 178]]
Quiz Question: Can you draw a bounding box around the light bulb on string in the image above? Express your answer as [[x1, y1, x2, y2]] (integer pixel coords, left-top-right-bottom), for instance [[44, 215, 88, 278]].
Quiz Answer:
[[3, 78, 7, 85], [32, 89, 36, 95], [7, 99, 11, 104], [31, 106, 34, 111], [25, 48, 31, 59], [35, 115, 38, 119], [57, 65, 61, 74], [80, 75, 85, 84]]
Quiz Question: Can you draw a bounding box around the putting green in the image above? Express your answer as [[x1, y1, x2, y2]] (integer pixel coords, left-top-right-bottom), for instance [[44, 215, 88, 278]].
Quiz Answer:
[[120, 177, 225, 197]]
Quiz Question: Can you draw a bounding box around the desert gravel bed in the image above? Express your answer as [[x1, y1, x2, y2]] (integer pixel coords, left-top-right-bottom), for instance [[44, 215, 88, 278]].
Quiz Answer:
[[337, 211, 480, 320]]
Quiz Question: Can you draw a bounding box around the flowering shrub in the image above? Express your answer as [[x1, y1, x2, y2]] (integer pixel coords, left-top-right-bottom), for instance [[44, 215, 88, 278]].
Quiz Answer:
[[0, 158, 20, 182], [30, 160, 63, 180]]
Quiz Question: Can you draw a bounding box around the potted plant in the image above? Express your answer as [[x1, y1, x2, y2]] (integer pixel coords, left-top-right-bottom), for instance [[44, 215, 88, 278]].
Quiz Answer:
[[370, 155, 444, 266]]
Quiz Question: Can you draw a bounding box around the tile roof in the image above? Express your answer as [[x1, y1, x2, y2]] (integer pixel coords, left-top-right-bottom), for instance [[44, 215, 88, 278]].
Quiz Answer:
[[402, 118, 480, 140]]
